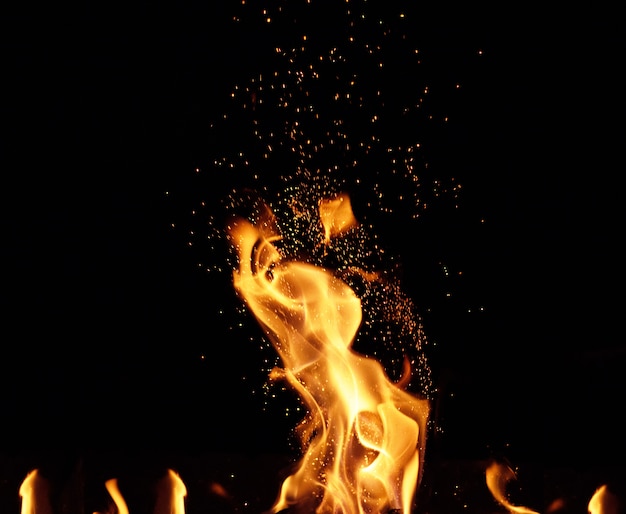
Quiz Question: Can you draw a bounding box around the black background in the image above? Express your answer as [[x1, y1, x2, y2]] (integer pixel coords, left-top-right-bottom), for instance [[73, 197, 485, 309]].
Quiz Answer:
[[2, 2, 625, 473]]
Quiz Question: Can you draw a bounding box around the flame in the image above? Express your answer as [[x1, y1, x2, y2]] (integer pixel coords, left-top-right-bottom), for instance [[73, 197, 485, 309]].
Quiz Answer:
[[103, 478, 129, 514], [154, 469, 187, 514], [588, 484, 620, 514], [19, 469, 52, 514], [485, 461, 539, 514], [228, 195, 430, 514], [318, 193, 358, 243]]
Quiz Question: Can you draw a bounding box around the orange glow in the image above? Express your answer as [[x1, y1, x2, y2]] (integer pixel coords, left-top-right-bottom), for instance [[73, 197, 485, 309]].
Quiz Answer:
[[209, 481, 232, 499], [546, 497, 567, 513], [228, 195, 430, 513], [485, 461, 539, 514], [19, 469, 52, 514]]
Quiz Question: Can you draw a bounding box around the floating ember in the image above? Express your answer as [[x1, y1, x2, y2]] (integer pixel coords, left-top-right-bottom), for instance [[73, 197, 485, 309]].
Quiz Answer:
[[227, 194, 430, 513]]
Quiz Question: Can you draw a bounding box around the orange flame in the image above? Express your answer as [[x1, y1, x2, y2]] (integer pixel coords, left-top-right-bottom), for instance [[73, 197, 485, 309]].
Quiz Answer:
[[19, 469, 52, 514], [154, 469, 188, 514], [103, 478, 129, 514], [318, 193, 358, 243], [228, 195, 430, 514], [485, 461, 539, 514], [588, 484, 620, 514]]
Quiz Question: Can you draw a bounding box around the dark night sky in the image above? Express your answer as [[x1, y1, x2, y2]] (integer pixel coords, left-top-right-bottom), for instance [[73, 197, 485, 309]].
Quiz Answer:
[[1, 2, 625, 472]]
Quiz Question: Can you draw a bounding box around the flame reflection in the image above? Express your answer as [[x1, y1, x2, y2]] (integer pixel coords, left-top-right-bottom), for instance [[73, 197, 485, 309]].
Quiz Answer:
[[228, 195, 430, 514]]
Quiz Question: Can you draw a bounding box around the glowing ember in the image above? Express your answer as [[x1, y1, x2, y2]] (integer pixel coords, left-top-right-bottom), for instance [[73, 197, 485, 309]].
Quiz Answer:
[[228, 195, 430, 513]]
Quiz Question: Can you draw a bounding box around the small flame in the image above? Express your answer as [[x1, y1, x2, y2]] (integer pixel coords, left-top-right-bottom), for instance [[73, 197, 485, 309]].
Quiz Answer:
[[318, 193, 358, 244], [228, 195, 430, 513], [485, 461, 539, 514], [103, 478, 129, 514], [154, 469, 187, 514], [19, 469, 52, 514], [588, 484, 620, 514]]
